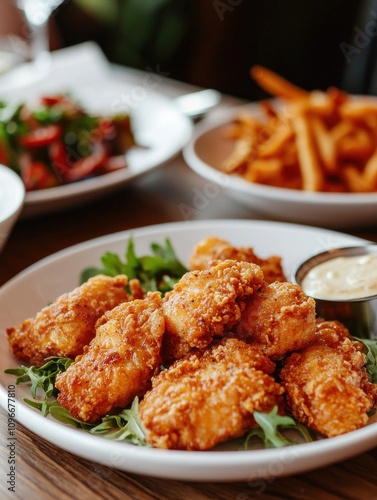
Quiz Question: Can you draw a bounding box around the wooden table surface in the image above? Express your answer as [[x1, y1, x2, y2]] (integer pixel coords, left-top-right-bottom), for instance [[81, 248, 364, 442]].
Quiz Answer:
[[1, 64, 377, 499]]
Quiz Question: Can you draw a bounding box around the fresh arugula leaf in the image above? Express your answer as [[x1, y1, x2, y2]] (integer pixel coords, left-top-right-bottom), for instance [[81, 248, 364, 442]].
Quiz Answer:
[[48, 403, 97, 431], [90, 398, 148, 445], [5, 356, 74, 413], [354, 337, 377, 383], [244, 406, 313, 449], [5, 356, 148, 444], [102, 251, 129, 276], [80, 237, 188, 295], [49, 396, 148, 445], [32, 106, 64, 124], [80, 266, 107, 281], [125, 237, 140, 275], [150, 240, 188, 275]]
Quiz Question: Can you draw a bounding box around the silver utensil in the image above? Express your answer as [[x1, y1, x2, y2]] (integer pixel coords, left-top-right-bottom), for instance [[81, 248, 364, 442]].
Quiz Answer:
[[175, 89, 221, 120]]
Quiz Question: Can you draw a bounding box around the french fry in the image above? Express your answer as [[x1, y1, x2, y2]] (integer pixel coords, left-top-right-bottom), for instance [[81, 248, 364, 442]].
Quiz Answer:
[[259, 99, 279, 118], [250, 66, 308, 100], [246, 158, 301, 190], [330, 120, 354, 143], [305, 91, 335, 116], [363, 150, 377, 187], [258, 122, 293, 158], [221, 66, 377, 193], [364, 114, 377, 134], [224, 113, 260, 140], [346, 149, 377, 192], [221, 136, 255, 173], [244, 158, 283, 183], [340, 99, 377, 118], [342, 162, 377, 192], [337, 129, 374, 160], [311, 117, 337, 173], [291, 112, 323, 191], [327, 86, 349, 107]]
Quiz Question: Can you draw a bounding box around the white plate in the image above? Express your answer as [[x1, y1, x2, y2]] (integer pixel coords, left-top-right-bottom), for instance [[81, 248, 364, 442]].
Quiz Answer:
[[0, 219, 375, 482], [183, 104, 377, 229], [21, 84, 192, 217], [0, 43, 193, 218]]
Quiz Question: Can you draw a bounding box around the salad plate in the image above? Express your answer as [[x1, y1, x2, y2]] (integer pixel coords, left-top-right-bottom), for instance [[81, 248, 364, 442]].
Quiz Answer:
[[183, 103, 377, 229], [0, 44, 193, 217], [1, 219, 377, 482], [24, 86, 192, 217], [13, 84, 192, 218]]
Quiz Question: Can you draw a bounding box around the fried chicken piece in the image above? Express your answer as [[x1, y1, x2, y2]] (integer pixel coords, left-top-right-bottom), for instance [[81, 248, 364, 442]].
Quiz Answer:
[[56, 292, 164, 423], [7, 274, 130, 366], [314, 319, 377, 403], [280, 320, 377, 437], [161, 259, 264, 364], [233, 281, 316, 360], [128, 278, 145, 300], [314, 317, 353, 345], [189, 236, 286, 283], [139, 338, 284, 450]]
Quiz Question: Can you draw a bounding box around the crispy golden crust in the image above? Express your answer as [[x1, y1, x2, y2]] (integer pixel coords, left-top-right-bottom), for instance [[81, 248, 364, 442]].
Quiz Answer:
[[128, 278, 145, 300], [280, 320, 377, 437], [161, 259, 264, 364], [233, 281, 317, 360], [189, 236, 286, 283], [6, 275, 130, 366], [56, 292, 164, 423], [139, 338, 284, 450], [314, 317, 353, 345]]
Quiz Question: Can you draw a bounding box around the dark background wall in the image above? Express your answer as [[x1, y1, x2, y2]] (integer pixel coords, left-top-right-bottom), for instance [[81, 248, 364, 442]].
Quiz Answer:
[[53, 0, 371, 100]]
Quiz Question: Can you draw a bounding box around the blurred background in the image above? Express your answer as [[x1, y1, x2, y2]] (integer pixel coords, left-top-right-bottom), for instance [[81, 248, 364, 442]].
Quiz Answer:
[[0, 0, 375, 99]]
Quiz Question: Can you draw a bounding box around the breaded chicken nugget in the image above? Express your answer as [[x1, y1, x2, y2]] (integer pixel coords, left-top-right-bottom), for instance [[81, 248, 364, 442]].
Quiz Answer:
[[162, 259, 264, 364], [314, 317, 353, 345], [234, 281, 316, 360], [189, 236, 286, 283], [56, 292, 164, 423], [139, 338, 284, 450], [280, 321, 377, 437], [7, 274, 130, 366], [314, 319, 377, 403]]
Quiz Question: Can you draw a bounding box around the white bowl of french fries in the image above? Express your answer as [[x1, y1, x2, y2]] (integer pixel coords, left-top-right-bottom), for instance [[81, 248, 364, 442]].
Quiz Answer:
[[183, 66, 377, 228]]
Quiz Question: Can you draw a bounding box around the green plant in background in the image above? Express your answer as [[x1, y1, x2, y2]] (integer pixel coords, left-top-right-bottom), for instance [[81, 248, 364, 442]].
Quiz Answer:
[[74, 0, 118, 24], [73, 0, 191, 69]]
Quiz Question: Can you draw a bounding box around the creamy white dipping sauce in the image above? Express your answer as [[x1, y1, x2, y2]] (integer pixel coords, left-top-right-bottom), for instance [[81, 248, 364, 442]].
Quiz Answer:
[[301, 254, 377, 300]]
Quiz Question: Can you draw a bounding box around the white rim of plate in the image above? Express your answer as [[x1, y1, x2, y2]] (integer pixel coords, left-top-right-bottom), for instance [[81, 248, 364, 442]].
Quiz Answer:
[[0, 164, 25, 222]]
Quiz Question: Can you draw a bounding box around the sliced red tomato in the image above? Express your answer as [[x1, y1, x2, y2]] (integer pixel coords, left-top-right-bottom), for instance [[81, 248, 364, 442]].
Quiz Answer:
[[49, 141, 70, 177], [99, 119, 116, 140], [21, 159, 58, 191], [0, 142, 8, 165], [63, 144, 108, 182], [40, 95, 65, 107], [20, 125, 62, 149]]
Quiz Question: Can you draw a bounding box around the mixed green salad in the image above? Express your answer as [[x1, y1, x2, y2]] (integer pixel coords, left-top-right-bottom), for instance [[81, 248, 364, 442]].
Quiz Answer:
[[0, 94, 135, 191]]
